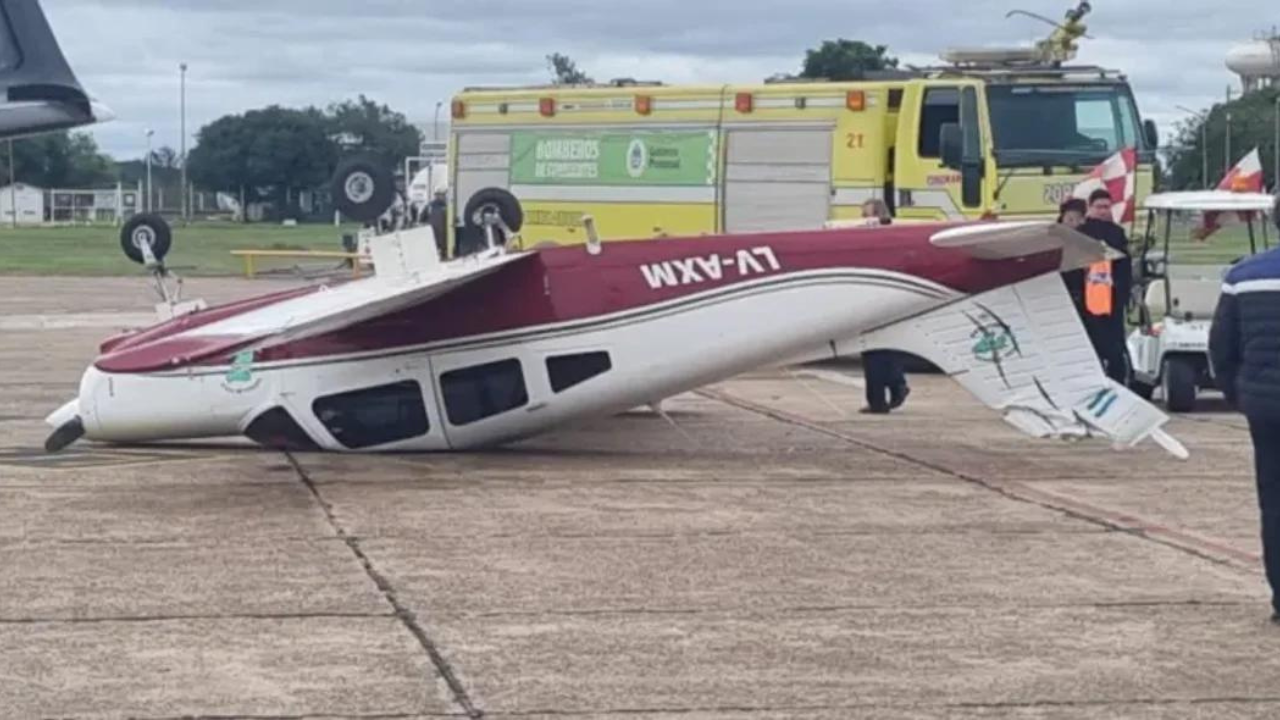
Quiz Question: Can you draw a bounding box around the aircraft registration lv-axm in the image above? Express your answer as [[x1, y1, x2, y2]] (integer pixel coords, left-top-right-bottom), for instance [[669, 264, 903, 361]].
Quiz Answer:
[[13, 0, 1187, 459]]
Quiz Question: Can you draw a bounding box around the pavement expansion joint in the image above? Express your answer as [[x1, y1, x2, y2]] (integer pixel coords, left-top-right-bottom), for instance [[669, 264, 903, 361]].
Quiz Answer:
[[698, 388, 1262, 575], [128, 707, 460, 712], [343, 526, 1107, 543], [0, 611, 396, 625], [0, 445, 215, 471], [0, 535, 343, 548], [466, 598, 1254, 621], [484, 696, 1280, 717], [284, 451, 485, 720]]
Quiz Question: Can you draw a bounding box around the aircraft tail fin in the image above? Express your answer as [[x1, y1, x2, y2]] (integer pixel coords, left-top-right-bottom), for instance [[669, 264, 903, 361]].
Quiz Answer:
[[0, 0, 109, 140], [851, 272, 1187, 458]]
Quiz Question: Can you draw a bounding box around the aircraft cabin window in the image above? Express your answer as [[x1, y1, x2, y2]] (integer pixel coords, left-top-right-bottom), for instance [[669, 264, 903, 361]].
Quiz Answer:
[[312, 381, 430, 450], [441, 359, 529, 426], [245, 407, 319, 452], [547, 352, 613, 393]]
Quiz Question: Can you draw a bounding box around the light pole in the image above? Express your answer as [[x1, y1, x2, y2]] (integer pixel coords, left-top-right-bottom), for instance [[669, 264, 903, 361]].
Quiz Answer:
[[433, 100, 443, 141], [180, 63, 187, 221], [8, 139, 15, 229], [1225, 110, 1233, 178], [1274, 95, 1279, 193], [145, 129, 154, 213], [1177, 105, 1209, 189]]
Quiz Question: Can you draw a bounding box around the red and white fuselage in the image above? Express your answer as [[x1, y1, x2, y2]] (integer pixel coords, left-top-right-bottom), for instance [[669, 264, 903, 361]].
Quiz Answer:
[[47, 221, 1186, 456]]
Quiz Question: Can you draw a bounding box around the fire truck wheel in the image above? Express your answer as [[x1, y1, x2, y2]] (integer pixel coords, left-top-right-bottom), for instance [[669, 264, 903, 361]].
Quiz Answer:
[[119, 213, 172, 265], [463, 188, 524, 234], [332, 156, 396, 223]]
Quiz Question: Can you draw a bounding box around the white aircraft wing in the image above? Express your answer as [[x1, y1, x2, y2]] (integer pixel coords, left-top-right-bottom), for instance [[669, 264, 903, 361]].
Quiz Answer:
[[851, 271, 1188, 459], [185, 249, 536, 352]]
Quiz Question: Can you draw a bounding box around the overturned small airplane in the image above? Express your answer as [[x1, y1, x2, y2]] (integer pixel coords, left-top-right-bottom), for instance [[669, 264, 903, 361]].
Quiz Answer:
[[43, 205, 1189, 459], [8, 0, 1185, 458]]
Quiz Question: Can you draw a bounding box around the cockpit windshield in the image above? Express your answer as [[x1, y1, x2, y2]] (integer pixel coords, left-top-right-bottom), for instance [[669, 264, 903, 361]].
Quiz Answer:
[[988, 84, 1146, 167]]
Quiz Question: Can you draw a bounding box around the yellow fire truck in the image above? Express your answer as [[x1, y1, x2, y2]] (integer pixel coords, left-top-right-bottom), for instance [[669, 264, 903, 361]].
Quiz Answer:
[[446, 4, 1158, 248]]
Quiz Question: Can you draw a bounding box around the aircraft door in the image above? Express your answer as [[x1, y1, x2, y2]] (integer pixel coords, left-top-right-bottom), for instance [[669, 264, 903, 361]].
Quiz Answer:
[[430, 346, 551, 451], [272, 354, 449, 452]]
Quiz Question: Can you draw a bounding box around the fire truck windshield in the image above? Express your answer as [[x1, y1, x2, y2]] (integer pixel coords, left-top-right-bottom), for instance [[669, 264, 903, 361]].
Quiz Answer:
[[987, 84, 1146, 166]]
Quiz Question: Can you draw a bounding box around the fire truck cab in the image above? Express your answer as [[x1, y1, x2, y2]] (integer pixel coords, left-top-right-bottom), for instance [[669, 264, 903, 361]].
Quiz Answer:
[[445, 10, 1158, 250]]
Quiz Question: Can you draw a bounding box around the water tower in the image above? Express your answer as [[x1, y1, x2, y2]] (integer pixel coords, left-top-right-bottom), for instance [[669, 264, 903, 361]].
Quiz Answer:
[[1227, 29, 1280, 95]]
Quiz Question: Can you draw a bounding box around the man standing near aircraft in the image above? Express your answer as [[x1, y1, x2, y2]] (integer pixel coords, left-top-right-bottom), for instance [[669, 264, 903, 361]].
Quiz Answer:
[[1209, 194, 1280, 626], [859, 199, 909, 414], [1066, 189, 1133, 384], [428, 189, 449, 259]]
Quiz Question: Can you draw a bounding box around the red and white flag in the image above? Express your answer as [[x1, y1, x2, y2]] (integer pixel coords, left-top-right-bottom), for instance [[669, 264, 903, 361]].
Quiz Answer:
[[1216, 147, 1264, 193], [1195, 148, 1264, 240], [1072, 147, 1137, 224]]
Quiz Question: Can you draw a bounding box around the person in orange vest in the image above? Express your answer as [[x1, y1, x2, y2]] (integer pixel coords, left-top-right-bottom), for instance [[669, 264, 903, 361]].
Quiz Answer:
[[1062, 190, 1133, 384]]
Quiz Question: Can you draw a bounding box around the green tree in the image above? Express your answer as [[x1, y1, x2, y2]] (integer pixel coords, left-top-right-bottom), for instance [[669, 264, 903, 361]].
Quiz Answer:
[[1166, 87, 1280, 191], [325, 94, 423, 170], [800, 39, 899, 81], [548, 53, 592, 85], [149, 145, 180, 170], [187, 105, 338, 216], [0, 131, 114, 188]]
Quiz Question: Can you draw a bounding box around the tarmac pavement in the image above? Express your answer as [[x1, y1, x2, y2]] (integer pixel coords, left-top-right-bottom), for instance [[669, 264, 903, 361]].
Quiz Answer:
[[1, 276, 1278, 719]]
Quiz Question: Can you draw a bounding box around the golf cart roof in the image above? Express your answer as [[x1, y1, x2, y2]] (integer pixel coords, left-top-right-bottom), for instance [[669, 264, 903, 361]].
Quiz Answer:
[[1143, 191, 1276, 213]]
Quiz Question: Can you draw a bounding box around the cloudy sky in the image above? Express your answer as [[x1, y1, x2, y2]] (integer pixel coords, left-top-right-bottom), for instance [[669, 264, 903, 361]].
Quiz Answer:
[[41, 0, 1280, 160]]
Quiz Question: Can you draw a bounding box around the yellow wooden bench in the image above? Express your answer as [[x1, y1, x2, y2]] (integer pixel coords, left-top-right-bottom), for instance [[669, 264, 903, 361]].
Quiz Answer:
[[230, 250, 365, 279]]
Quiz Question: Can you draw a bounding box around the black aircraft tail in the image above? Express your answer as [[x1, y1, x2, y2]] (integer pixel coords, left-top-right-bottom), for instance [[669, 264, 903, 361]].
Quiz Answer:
[[0, 0, 108, 140]]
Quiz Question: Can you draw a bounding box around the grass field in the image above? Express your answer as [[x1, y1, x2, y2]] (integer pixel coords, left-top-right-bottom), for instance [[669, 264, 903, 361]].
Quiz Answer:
[[0, 222, 361, 277], [1153, 222, 1273, 266], [0, 218, 1268, 277]]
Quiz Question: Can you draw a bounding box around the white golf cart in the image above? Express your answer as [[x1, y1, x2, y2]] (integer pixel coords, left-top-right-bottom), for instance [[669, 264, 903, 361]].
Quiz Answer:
[[1127, 190, 1275, 412]]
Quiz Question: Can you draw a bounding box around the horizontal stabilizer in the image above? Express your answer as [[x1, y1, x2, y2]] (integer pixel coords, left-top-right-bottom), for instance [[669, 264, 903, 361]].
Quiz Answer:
[[853, 272, 1187, 458]]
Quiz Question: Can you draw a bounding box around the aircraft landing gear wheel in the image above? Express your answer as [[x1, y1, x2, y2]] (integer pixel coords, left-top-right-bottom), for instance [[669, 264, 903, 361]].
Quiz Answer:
[[120, 213, 172, 265], [1163, 358, 1197, 413], [463, 188, 524, 235], [332, 155, 395, 223]]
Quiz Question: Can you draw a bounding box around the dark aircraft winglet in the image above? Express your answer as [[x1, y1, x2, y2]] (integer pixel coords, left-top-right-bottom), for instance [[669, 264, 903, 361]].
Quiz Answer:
[[0, 0, 109, 141]]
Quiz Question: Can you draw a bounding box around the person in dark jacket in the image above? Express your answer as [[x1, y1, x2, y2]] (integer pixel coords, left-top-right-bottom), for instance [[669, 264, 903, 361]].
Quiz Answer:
[[1057, 197, 1086, 229], [859, 199, 909, 414], [1209, 194, 1280, 625], [1063, 189, 1133, 384], [427, 190, 449, 260]]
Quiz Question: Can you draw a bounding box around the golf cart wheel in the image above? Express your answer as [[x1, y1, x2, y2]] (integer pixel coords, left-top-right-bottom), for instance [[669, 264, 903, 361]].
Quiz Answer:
[[119, 213, 172, 265], [332, 156, 396, 223], [1130, 379, 1155, 401], [1163, 357, 1198, 413], [463, 188, 524, 233]]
